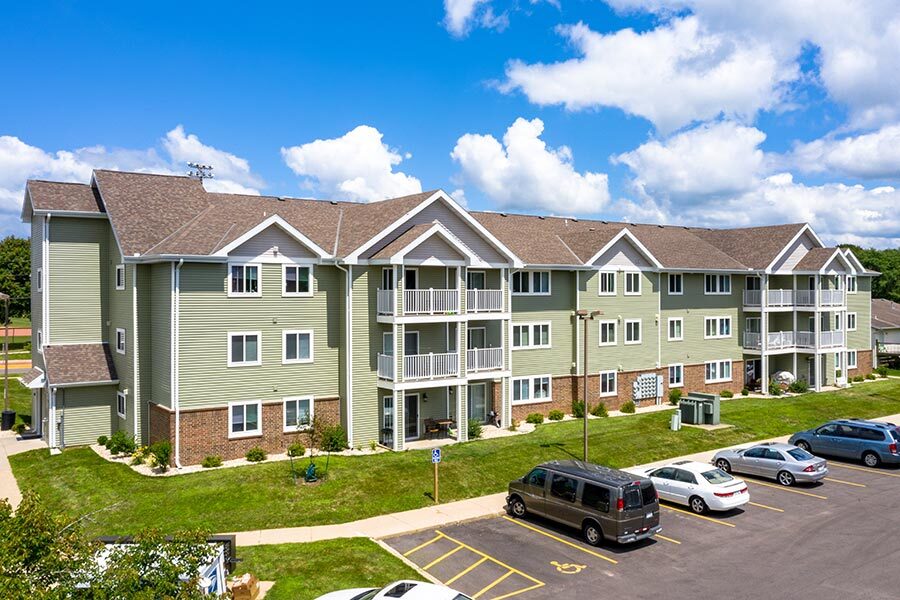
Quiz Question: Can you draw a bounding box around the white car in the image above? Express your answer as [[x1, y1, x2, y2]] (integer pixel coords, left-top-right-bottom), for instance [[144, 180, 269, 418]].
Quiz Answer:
[[632, 460, 750, 514], [316, 580, 472, 600]]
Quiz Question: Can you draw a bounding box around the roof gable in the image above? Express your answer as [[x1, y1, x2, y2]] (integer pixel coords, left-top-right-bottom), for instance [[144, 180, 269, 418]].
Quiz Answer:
[[585, 229, 661, 268], [373, 222, 477, 265], [215, 215, 331, 260]]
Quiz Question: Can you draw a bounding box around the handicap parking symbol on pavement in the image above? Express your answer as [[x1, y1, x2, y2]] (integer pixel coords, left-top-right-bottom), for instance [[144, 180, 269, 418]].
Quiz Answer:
[[551, 561, 586, 575]]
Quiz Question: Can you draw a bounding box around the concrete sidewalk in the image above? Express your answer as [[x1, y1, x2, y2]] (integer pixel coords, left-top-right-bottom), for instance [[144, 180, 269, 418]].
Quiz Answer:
[[0, 430, 48, 509], [229, 411, 900, 547]]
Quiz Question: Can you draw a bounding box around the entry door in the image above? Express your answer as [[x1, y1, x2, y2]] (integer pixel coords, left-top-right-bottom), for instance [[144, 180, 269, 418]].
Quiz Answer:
[[404, 331, 419, 356], [808, 357, 816, 385], [404, 394, 419, 440], [404, 268, 418, 290], [745, 360, 759, 385], [467, 327, 486, 350], [468, 383, 487, 423]]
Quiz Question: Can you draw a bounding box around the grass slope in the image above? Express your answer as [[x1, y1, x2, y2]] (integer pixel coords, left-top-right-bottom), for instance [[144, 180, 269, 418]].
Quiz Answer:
[[10, 379, 900, 536]]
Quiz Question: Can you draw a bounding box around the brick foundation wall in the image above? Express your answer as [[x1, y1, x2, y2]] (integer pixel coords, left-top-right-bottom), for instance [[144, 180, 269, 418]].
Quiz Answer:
[[848, 350, 874, 377], [149, 403, 174, 447], [684, 361, 745, 395]]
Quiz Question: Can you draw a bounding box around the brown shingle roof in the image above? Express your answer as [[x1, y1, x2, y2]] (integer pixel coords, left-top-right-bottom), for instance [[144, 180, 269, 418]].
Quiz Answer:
[[20, 367, 44, 386], [793, 247, 839, 271], [27, 181, 104, 213], [873, 299, 900, 329], [43, 343, 118, 386], [371, 223, 436, 259], [690, 223, 806, 270]]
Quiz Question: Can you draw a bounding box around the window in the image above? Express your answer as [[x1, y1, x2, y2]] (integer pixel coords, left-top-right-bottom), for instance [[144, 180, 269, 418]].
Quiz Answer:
[[229, 401, 261, 438], [598, 320, 617, 346], [404, 268, 418, 289], [624, 272, 641, 295], [36, 268, 42, 292], [704, 274, 732, 295], [599, 370, 617, 397], [513, 271, 550, 295], [746, 317, 760, 333], [624, 319, 642, 345], [116, 391, 126, 419], [667, 317, 683, 341], [550, 474, 578, 503], [229, 263, 260, 297], [835, 352, 843, 370], [512, 375, 552, 403], [512, 323, 551, 349], [674, 469, 697, 484], [382, 268, 394, 290], [848, 350, 858, 369], [115, 264, 125, 290], [228, 332, 261, 366], [283, 396, 313, 431], [36, 328, 43, 353], [598, 271, 616, 296], [283, 265, 312, 296], [745, 275, 761, 291], [526, 468, 547, 488], [668, 364, 684, 388], [467, 270, 485, 289], [704, 317, 732, 339], [704, 359, 733, 383], [847, 275, 857, 293], [668, 273, 683, 295], [115, 328, 126, 354], [283, 330, 313, 364], [382, 396, 394, 432], [582, 483, 610, 512], [847, 312, 857, 331]]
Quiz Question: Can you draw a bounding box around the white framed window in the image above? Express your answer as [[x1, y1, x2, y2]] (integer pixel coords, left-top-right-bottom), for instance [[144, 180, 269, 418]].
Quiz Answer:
[[668, 364, 684, 388], [598, 320, 617, 346], [283, 330, 313, 364], [624, 272, 641, 295], [745, 317, 761, 333], [283, 396, 313, 431], [704, 274, 732, 295], [382, 267, 395, 290], [283, 264, 312, 297], [115, 328, 126, 354], [624, 319, 642, 345], [36, 328, 43, 353], [745, 275, 761, 291], [512, 322, 551, 349], [466, 270, 485, 289], [847, 312, 857, 331], [847, 275, 857, 294], [228, 263, 261, 297], [834, 313, 842, 331], [115, 264, 125, 290], [668, 273, 683, 295], [116, 391, 126, 419], [512, 375, 552, 404], [704, 317, 732, 339], [598, 271, 616, 296], [382, 396, 394, 432], [835, 352, 842, 369], [228, 331, 261, 367], [848, 350, 858, 369], [512, 271, 551, 295], [229, 401, 261, 438], [667, 317, 683, 341], [36, 268, 42, 292], [599, 370, 617, 397], [704, 359, 733, 383]]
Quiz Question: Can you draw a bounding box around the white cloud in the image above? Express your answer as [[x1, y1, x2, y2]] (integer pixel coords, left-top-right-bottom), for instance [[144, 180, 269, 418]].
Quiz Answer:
[[443, 0, 508, 37], [450, 188, 468, 207], [162, 125, 264, 190], [281, 125, 422, 202], [502, 17, 796, 133], [787, 124, 900, 180], [450, 117, 610, 214]]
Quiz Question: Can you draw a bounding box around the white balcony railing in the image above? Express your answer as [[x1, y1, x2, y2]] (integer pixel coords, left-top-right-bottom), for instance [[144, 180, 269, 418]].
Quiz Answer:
[[466, 347, 504, 372], [767, 289, 794, 307], [743, 290, 762, 306], [795, 290, 815, 307], [743, 288, 845, 308], [377, 353, 394, 379], [404, 289, 459, 315], [404, 352, 459, 380], [820, 289, 845, 307], [743, 330, 843, 350], [743, 332, 761, 349], [879, 343, 900, 355], [467, 289, 503, 313], [820, 330, 845, 348], [376, 289, 394, 315]]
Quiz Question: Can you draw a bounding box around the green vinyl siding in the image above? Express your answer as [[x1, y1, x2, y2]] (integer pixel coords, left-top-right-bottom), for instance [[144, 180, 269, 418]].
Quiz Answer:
[[351, 267, 380, 447], [31, 216, 43, 370], [511, 270, 575, 378], [177, 263, 341, 410], [136, 264, 154, 442], [147, 263, 171, 409], [106, 227, 135, 437], [59, 386, 115, 446], [847, 277, 871, 350]]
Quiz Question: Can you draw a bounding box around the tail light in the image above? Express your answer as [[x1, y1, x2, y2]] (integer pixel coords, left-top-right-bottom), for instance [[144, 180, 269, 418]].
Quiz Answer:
[[803, 465, 816, 472], [714, 491, 734, 498], [616, 497, 624, 511], [890, 443, 898, 455]]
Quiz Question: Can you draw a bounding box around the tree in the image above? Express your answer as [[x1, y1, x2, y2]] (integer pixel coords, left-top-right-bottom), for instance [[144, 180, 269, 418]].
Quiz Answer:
[[841, 245, 900, 303], [0, 236, 29, 321]]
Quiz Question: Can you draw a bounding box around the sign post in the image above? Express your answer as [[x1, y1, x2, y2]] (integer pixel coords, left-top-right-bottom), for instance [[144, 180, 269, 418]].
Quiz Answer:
[[432, 448, 442, 503]]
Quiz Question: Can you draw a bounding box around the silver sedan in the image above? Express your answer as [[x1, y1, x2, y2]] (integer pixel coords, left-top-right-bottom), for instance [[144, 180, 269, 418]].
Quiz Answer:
[[712, 442, 828, 486]]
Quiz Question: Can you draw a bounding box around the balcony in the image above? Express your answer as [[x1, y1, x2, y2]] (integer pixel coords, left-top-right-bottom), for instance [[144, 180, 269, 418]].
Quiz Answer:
[[377, 288, 461, 316], [743, 330, 845, 351], [743, 289, 845, 309], [466, 347, 504, 372], [466, 289, 503, 313], [377, 352, 460, 381]]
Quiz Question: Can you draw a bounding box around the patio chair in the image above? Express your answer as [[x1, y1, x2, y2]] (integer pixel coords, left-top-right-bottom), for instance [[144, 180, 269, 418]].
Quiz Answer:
[[424, 419, 440, 439]]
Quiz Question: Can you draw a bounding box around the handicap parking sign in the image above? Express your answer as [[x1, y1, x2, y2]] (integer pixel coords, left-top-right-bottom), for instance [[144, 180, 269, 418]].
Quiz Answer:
[[432, 448, 442, 463]]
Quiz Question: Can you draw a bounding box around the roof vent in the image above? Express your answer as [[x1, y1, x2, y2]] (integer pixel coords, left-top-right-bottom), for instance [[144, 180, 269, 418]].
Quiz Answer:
[[601, 221, 608, 224], [657, 225, 664, 228], [500, 212, 507, 217], [330, 200, 338, 205], [276, 196, 286, 201], [538, 216, 545, 220], [589, 227, 595, 231]]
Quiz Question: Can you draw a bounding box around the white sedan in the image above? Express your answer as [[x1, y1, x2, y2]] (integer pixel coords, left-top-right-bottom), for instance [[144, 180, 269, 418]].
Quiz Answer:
[[632, 460, 750, 514], [316, 581, 472, 600]]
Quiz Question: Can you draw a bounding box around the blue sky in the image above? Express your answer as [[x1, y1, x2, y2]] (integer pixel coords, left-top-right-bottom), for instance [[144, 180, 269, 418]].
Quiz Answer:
[[2, 1, 899, 247]]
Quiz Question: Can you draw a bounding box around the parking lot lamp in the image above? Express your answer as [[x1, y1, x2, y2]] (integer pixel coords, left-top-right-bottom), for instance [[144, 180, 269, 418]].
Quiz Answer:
[[576, 309, 603, 462]]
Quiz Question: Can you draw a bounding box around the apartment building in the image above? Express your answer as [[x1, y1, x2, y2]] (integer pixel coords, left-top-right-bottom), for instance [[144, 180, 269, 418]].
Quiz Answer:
[[20, 170, 876, 464]]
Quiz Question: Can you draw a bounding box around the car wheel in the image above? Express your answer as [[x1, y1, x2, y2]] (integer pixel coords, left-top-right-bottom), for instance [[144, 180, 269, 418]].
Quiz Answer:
[[777, 471, 795, 486], [796, 440, 811, 452], [689, 496, 707, 514], [863, 451, 880, 468], [582, 521, 603, 547], [508, 496, 527, 518], [715, 458, 732, 473]]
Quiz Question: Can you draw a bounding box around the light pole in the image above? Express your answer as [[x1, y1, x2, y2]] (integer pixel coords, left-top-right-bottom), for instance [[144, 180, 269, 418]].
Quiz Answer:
[[576, 309, 603, 462], [0, 292, 10, 430]]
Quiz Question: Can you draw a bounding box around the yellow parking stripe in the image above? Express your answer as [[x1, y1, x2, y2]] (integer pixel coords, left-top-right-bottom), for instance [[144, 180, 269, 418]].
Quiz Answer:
[[436, 530, 544, 588], [745, 478, 827, 499], [749, 501, 784, 513], [422, 544, 465, 570], [501, 516, 618, 564], [654, 533, 682, 545], [830, 462, 900, 479], [473, 570, 513, 599], [662, 504, 736, 528], [444, 556, 487, 586], [824, 477, 867, 488], [491, 582, 546, 600], [403, 533, 443, 557]]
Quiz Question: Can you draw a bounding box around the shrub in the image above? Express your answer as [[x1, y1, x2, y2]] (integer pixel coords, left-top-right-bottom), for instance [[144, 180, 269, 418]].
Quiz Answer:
[[572, 401, 586, 419], [788, 380, 809, 394], [320, 425, 348, 452], [590, 402, 608, 418], [668, 389, 682, 405], [852, 375, 864, 382], [467, 419, 483, 440], [245, 447, 267, 462], [11, 422, 26, 435], [148, 440, 172, 471], [548, 409, 564, 421], [106, 430, 136, 455], [769, 379, 782, 396], [508, 419, 520, 432], [130, 446, 148, 465], [620, 400, 636, 414], [287, 442, 306, 458], [720, 390, 734, 398], [97, 435, 108, 447], [741, 387, 750, 396], [835, 369, 842, 380], [525, 413, 544, 425], [201, 455, 223, 468], [369, 440, 378, 452], [875, 366, 889, 378], [866, 373, 877, 380]]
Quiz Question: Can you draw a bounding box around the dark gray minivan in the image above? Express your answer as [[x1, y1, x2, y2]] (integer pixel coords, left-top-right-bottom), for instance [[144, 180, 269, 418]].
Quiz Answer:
[[506, 460, 661, 546]]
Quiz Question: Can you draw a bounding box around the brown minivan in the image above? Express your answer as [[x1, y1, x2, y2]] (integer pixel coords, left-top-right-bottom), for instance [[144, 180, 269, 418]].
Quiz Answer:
[[506, 460, 661, 546]]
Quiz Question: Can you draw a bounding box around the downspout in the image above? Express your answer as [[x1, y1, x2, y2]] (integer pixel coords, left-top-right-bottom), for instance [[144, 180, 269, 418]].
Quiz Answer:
[[657, 272, 662, 373], [332, 261, 352, 446], [43, 214, 51, 344], [172, 259, 184, 468], [132, 265, 140, 441]]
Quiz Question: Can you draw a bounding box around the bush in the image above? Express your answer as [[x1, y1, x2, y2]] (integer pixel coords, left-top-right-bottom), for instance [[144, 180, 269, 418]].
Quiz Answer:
[[769, 379, 783, 396], [525, 413, 544, 425], [852, 375, 864, 382], [720, 390, 734, 398], [201, 455, 223, 468], [590, 402, 608, 418], [788, 380, 809, 394], [130, 446, 148, 465], [106, 430, 136, 455], [668, 389, 682, 405], [546, 410, 562, 421], [620, 400, 636, 414], [866, 373, 877, 380], [572, 401, 586, 419], [11, 422, 26, 435], [245, 447, 267, 462], [741, 387, 750, 396], [97, 435, 108, 447], [467, 419, 483, 440], [148, 440, 172, 471], [875, 366, 889, 378], [508, 419, 520, 432], [320, 425, 348, 452], [287, 442, 306, 458]]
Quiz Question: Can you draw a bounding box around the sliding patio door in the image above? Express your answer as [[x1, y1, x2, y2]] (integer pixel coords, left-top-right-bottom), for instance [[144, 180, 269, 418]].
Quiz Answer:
[[467, 383, 487, 423]]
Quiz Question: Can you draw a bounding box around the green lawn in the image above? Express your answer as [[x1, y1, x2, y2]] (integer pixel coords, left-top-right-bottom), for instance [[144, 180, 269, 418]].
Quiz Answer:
[[239, 539, 419, 600], [8, 317, 30, 328], [10, 379, 900, 537], [5, 379, 32, 427]]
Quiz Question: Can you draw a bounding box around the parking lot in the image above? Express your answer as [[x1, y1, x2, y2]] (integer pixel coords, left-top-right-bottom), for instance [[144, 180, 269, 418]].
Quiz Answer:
[[385, 460, 900, 600]]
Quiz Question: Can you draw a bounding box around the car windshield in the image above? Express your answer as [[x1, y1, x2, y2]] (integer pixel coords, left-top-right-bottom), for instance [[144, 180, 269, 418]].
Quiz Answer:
[[701, 469, 733, 484], [788, 448, 814, 461]]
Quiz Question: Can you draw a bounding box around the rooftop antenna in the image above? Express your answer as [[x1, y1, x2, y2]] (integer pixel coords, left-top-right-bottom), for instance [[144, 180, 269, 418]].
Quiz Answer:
[[187, 162, 214, 180]]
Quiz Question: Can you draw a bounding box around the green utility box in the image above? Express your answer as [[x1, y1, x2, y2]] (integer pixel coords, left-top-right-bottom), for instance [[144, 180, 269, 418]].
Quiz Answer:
[[678, 393, 721, 425]]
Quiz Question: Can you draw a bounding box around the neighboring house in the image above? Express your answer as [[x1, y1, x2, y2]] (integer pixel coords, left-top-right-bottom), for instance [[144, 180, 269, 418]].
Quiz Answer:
[[872, 298, 900, 363], [19, 170, 877, 464]]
